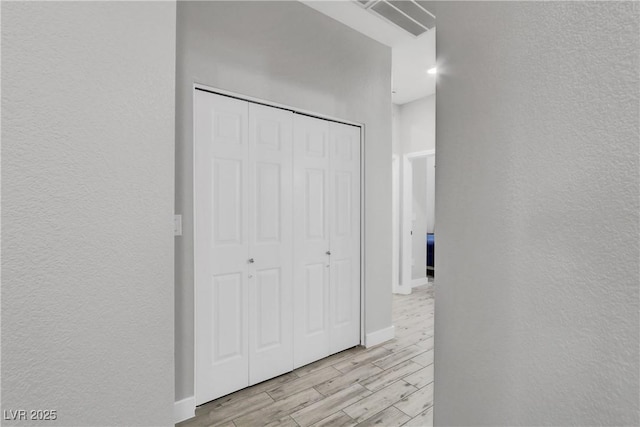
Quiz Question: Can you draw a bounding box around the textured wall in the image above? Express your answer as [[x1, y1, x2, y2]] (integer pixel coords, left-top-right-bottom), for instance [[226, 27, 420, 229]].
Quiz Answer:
[[175, 1, 392, 401], [2, 2, 176, 425], [434, 2, 639, 425]]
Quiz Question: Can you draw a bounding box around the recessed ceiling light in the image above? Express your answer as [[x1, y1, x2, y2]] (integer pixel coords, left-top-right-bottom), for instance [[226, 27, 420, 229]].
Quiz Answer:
[[427, 67, 437, 75]]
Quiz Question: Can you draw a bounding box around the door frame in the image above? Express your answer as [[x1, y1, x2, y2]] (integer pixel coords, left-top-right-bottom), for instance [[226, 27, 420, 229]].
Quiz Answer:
[[192, 82, 367, 404], [391, 155, 400, 294], [400, 149, 435, 294]]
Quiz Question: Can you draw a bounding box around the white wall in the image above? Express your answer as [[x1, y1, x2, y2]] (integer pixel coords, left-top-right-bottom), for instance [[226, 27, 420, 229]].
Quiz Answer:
[[175, 1, 392, 402], [392, 104, 402, 156], [1, 2, 176, 425], [434, 2, 639, 425], [399, 94, 436, 155]]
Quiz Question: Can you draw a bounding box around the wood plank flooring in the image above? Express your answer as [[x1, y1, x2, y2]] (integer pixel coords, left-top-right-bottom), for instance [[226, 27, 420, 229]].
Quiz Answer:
[[178, 283, 435, 427]]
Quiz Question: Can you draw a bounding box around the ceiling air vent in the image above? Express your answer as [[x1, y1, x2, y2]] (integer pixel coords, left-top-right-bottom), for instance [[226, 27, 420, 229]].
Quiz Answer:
[[357, 0, 435, 37]]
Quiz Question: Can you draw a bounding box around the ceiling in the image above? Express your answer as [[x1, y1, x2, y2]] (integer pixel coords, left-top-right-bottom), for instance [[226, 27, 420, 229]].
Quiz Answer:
[[301, 0, 436, 105]]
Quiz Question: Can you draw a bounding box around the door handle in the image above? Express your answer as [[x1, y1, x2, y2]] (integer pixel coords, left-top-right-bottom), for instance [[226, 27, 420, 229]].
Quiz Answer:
[[326, 251, 331, 255], [248, 258, 255, 263]]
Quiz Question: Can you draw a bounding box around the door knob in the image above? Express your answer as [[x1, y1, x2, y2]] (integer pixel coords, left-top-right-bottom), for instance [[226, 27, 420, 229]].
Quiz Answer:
[[248, 258, 255, 263], [326, 251, 331, 255]]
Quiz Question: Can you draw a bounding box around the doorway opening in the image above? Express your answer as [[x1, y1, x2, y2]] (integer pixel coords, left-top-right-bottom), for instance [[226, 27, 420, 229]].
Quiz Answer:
[[401, 150, 436, 292]]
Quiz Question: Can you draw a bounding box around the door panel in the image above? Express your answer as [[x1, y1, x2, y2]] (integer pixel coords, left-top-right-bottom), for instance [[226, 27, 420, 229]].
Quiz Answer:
[[333, 259, 352, 325], [334, 172, 352, 237], [248, 103, 294, 384], [293, 114, 331, 368], [305, 169, 326, 238], [255, 267, 282, 349], [212, 273, 244, 361], [305, 262, 327, 334], [195, 91, 250, 405], [329, 122, 361, 354], [255, 162, 281, 242], [213, 158, 243, 245]]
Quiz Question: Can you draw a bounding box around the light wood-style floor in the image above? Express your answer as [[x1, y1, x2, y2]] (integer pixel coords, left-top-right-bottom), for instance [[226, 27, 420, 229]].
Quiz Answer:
[[178, 283, 435, 427]]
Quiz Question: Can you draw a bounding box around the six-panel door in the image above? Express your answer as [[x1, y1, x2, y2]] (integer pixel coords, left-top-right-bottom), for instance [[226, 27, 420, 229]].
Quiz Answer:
[[248, 103, 294, 385], [292, 115, 332, 368], [291, 116, 362, 367], [329, 122, 361, 354], [195, 92, 250, 405], [195, 90, 361, 405]]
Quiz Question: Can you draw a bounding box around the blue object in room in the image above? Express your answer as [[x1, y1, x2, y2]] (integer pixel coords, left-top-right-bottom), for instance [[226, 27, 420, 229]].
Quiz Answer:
[[426, 233, 435, 268]]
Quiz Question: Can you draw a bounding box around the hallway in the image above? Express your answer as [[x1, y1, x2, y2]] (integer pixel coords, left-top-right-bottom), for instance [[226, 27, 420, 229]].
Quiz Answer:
[[178, 284, 435, 427]]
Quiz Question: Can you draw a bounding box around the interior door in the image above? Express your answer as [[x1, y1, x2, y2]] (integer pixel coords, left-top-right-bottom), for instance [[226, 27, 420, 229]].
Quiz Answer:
[[400, 157, 413, 294], [329, 122, 361, 353], [248, 103, 294, 384], [195, 91, 250, 405], [293, 114, 331, 368], [426, 154, 436, 233], [411, 158, 427, 281]]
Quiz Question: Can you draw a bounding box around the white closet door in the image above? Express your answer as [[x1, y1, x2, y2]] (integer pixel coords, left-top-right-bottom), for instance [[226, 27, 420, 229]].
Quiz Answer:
[[248, 103, 294, 384], [329, 122, 361, 353], [293, 114, 331, 368], [195, 91, 250, 405]]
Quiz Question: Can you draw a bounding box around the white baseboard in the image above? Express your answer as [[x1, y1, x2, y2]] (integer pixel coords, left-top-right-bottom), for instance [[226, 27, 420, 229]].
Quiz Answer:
[[174, 396, 195, 424], [411, 278, 429, 288], [391, 281, 400, 292], [365, 325, 395, 348], [393, 285, 412, 295]]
